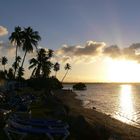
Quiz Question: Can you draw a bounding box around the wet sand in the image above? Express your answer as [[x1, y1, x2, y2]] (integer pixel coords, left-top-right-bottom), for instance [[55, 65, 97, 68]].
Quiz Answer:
[[54, 89, 140, 140]]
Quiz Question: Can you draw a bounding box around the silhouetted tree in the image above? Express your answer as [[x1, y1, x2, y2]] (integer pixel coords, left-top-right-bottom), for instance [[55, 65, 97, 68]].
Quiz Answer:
[[0, 70, 6, 80], [7, 68, 14, 80], [21, 27, 41, 68], [29, 48, 53, 78], [47, 49, 53, 58], [61, 63, 71, 82], [1, 56, 8, 71], [9, 26, 22, 78], [17, 67, 24, 80], [12, 56, 21, 77], [53, 62, 60, 77]]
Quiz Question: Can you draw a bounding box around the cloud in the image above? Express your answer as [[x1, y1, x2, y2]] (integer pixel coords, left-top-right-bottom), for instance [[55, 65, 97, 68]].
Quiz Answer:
[[56, 41, 140, 63], [103, 45, 121, 58], [57, 41, 106, 56], [56, 41, 106, 63], [103, 43, 140, 63], [0, 26, 8, 36], [0, 41, 17, 61]]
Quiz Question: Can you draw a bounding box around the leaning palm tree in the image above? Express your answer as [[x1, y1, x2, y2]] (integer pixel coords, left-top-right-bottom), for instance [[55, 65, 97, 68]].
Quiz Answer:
[[29, 58, 38, 78], [9, 26, 22, 78], [1, 56, 8, 71], [21, 27, 41, 69], [61, 63, 71, 82], [53, 62, 60, 77]]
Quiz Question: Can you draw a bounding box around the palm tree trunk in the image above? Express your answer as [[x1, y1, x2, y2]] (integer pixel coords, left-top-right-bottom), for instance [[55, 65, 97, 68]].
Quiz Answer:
[[30, 68, 36, 78], [14, 46, 18, 78], [21, 50, 27, 68], [61, 70, 68, 83]]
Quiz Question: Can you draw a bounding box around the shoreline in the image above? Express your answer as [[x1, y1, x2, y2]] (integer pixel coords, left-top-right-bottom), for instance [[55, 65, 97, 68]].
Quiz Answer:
[[54, 89, 140, 140]]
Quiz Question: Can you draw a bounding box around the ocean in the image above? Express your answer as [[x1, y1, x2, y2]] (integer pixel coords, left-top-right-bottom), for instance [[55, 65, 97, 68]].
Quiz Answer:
[[64, 83, 140, 128]]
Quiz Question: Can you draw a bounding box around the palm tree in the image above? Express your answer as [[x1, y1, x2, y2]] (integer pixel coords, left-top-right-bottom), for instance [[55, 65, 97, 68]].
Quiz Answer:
[[17, 67, 24, 80], [21, 27, 41, 69], [53, 62, 60, 77], [29, 58, 38, 78], [29, 48, 53, 78], [9, 26, 22, 78], [1, 56, 8, 71], [47, 49, 54, 58], [12, 56, 21, 76], [61, 63, 71, 82]]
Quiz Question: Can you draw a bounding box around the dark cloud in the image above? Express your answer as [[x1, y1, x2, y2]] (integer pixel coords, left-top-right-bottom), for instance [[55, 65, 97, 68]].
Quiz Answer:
[[57, 41, 106, 57], [75, 41, 105, 56], [103, 45, 121, 58]]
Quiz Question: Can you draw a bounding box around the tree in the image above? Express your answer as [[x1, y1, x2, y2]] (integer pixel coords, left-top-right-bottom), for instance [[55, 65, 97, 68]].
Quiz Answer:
[[29, 48, 53, 78], [53, 62, 60, 77], [12, 56, 21, 76], [61, 63, 71, 82], [17, 67, 24, 80], [47, 49, 53, 58], [0, 70, 6, 80], [9, 26, 22, 78], [1, 56, 8, 71], [7, 68, 14, 80], [20, 27, 41, 69]]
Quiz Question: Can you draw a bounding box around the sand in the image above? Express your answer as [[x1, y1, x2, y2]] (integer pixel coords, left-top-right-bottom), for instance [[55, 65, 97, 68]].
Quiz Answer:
[[54, 89, 140, 140]]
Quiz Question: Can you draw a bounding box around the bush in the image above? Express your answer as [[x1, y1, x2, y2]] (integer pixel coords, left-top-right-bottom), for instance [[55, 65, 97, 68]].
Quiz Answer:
[[73, 83, 87, 90], [27, 77, 63, 90]]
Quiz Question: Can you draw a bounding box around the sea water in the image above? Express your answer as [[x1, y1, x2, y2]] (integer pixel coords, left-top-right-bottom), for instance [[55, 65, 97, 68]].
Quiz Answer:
[[64, 83, 140, 128]]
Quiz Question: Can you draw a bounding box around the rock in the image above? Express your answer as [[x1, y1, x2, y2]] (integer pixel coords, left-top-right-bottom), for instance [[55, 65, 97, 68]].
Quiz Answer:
[[93, 107, 96, 110], [73, 83, 87, 90]]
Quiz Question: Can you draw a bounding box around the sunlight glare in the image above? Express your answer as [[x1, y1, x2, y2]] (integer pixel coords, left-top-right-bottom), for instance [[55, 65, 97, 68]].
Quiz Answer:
[[115, 85, 136, 124], [106, 59, 140, 82]]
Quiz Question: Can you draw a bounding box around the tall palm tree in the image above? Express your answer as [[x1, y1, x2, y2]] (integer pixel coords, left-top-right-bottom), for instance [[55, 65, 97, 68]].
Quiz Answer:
[[21, 27, 41, 68], [61, 63, 71, 82], [29, 48, 53, 78], [1, 56, 8, 71], [9, 26, 22, 78], [53, 62, 60, 77]]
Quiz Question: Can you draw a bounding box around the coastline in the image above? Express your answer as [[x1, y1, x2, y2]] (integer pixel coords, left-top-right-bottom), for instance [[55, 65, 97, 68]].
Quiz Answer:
[[54, 89, 140, 140]]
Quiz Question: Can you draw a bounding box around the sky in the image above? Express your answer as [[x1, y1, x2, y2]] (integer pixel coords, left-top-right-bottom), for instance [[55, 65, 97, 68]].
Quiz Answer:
[[1, 0, 140, 82]]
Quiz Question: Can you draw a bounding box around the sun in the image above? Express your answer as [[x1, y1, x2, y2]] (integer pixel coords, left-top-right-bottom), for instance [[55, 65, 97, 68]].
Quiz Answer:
[[106, 59, 140, 82]]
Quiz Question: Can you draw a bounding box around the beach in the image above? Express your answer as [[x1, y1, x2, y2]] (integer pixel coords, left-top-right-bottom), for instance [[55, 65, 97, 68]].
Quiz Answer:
[[54, 89, 140, 140]]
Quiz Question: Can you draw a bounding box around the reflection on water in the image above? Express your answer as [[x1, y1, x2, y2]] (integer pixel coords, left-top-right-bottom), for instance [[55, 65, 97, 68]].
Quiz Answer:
[[115, 85, 137, 124], [65, 83, 140, 127]]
